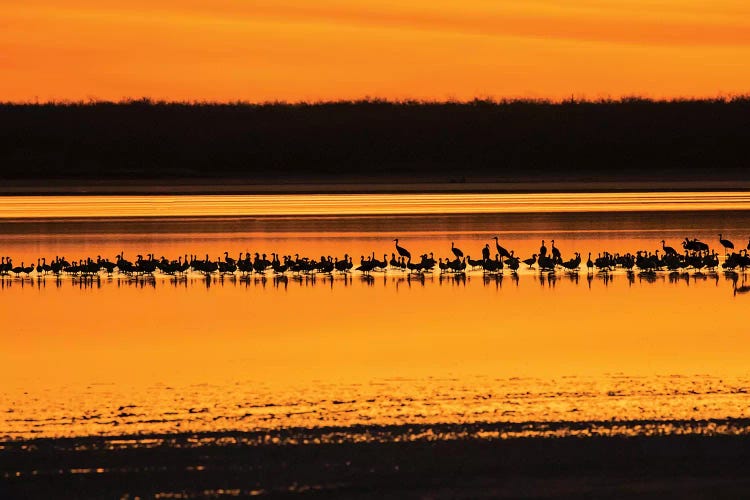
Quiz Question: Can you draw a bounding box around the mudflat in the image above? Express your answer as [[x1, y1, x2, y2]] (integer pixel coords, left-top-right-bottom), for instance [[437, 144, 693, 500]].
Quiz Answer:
[[3, 428, 750, 498]]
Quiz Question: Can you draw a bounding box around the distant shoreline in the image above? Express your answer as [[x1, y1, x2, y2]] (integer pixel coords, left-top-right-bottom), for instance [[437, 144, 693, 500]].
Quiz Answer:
[[3, 100, 749, 188], [3, 179, 750, 196]]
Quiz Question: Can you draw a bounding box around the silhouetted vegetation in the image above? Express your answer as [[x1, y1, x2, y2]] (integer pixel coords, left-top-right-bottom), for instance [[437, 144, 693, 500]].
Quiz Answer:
[[2, 97, 749, 182]]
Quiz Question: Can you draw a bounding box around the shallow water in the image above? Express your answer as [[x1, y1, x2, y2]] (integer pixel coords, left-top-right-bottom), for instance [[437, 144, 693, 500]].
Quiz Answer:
[[1, 201, 750, 440]]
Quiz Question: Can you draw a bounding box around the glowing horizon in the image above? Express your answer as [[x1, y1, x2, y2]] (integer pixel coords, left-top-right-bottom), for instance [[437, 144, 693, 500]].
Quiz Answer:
[[3, 1, 750, 102]]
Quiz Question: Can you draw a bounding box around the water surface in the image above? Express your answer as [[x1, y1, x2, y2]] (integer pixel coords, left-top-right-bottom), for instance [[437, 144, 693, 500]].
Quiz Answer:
[[1, 196, 749, 440]]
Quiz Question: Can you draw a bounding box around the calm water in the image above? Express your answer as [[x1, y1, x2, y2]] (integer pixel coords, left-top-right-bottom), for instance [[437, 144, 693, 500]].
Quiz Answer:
[[1, 195, 750, 441]]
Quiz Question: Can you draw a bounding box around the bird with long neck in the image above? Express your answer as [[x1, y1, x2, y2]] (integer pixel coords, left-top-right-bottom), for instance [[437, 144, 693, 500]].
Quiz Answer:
[[492, 236, 511, 259], [451, 242, 463, 258], [551, 239, 561, 262], [393, 239, 411, 260], [719, 233, 734, 255], [482, 244, 490, 261], [661, 240, 677, 256]]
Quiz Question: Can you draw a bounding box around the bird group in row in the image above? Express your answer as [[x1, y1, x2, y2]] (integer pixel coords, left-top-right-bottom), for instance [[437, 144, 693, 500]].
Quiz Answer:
[[1, 235, 748, 278]]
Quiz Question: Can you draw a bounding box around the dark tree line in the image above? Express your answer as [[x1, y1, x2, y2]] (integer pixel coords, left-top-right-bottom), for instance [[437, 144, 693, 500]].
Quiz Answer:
[[1, 98, 748, 182]]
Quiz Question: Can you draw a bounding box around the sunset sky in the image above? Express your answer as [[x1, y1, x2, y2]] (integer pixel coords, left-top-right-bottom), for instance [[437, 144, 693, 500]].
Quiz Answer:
[[3, 1, 750, 102]]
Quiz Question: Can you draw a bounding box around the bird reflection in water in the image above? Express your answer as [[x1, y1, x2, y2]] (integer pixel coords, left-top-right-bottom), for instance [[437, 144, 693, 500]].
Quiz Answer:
[[0, 269, 744, 296]]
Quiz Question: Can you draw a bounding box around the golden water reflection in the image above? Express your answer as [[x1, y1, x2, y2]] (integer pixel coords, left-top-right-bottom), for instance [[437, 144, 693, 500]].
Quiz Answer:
[[1, 210, 750, 440], [2, 191, 750, 218]]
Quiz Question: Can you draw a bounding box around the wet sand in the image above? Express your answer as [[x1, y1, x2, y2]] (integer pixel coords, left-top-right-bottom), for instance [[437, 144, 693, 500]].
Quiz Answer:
[[4, 428, 750, 498]]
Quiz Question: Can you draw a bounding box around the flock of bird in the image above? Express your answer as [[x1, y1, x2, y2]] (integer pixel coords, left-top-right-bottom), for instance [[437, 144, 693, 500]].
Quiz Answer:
[[1, 234, 749, 279]]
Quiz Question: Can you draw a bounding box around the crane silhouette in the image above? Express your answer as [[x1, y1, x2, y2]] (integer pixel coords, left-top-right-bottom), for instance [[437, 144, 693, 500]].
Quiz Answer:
[[719, 234, 734, 255], [539, 240, 547, 258], [523, 254, 537, 269], [451, 242, 463, 258], [661, 240, 678, 256], [492, 236, 511, 259], [551, 239, 561, 262], [393, 239, 411, 260]]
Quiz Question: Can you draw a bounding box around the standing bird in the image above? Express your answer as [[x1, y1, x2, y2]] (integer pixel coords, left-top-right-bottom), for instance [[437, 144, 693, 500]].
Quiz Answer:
[[451, 242, 464, 258], [586, 252, 594, 273], [747, 238, 750, 251], [481, 244, 491, 261], [492, 236, 511, 259], [551, 239, 561, 263], [719, 234, 734, 255], [661, 240, 678, 256], [523, 254, 538, 269], [393, 239, 411, 260], [539, 240, 547, 258]]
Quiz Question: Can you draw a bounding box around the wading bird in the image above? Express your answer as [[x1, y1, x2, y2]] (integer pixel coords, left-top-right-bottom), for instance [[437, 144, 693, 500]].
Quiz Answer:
[[719, 234, 734, 255], [661, 240, 678, 256], [393, 239, 411, 260], [451, 242, 463, 258], [551, 239, 561, 263], [492, 236, 511, 259], [523, 254, 537, 269]]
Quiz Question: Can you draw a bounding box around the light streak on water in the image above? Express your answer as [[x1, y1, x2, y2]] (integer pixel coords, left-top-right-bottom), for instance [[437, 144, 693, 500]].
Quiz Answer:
[[1, 192, 750, 218]]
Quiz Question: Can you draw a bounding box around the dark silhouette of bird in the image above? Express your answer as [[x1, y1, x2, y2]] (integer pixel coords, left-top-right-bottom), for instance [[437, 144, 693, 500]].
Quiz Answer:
[[406, 257, 423, 274], [719, 234, 734, 254], [551, 239, 561, 262], [481, 244, 490, 261], [538, 254, 555, 271], [438, 258, 448, 273], [467, 256, 484, 270], [451, 242, 463, 258], [523, 254, 537, 269], [661, 240, 678, 256], [335, 254, 352, 273], [389, 253, 400, 269], [586, 252, 593, 273], [420, 253, 436, 271], [394, 239, 411, 260], [561, 253, 581, 271], [506, 256, 519, 272], [539, 240, 547, 258], [492, 236, 511, 259], [356, 255, 376, 275], [747, 238, 750, 251], [11, 262, 24, 276]]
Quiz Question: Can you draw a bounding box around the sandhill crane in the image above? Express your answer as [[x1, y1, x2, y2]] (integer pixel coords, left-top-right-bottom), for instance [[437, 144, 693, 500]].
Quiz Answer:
[[523, 254, 537, 269], [719, 234, 734, 255], [661, 240, 678, 256], [492, 236, 511, 259], [389, 253, 400, 269], [451, 242, 463, 258], [393, 239, 411, 259], [539, 240, 547, 258], [551, 239, 561, 262]]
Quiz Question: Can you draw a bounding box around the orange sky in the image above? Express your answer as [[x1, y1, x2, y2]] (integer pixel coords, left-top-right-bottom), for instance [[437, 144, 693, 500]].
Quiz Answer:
[[3, 1, 750, 102]]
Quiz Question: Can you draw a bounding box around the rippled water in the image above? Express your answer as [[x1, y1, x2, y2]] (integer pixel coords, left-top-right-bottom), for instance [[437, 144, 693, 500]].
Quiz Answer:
[[1, 199, 750, 441]]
